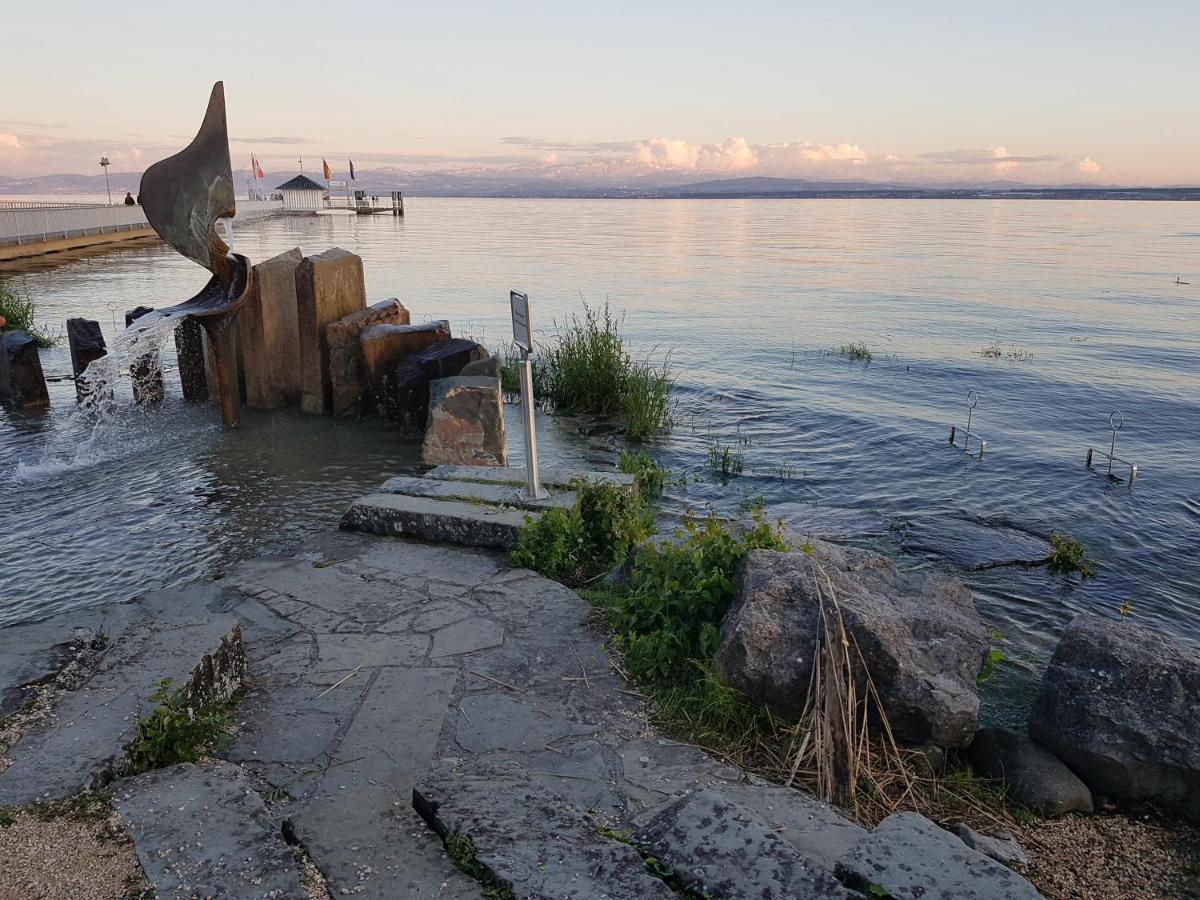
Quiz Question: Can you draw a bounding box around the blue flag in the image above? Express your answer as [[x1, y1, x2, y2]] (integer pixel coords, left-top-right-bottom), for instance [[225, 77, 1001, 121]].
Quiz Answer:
[[349, 159, 356, 181]]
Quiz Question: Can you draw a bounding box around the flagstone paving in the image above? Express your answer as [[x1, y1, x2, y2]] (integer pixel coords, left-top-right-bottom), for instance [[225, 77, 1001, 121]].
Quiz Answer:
[[0, 524, 1044, 899]]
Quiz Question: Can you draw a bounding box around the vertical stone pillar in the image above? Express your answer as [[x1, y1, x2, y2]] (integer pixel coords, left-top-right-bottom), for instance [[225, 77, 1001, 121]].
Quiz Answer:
[[66, 318, 107, 397], [0, 330, 51, 409], [175, 318, 209, 402], [241, 247, 303, 409], [294, 248, 367, 415], [124, 306, 164, 403]]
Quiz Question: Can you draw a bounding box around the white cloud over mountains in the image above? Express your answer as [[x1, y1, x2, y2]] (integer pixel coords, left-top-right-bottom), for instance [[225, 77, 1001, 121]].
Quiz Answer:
[[0, 124, 1104, 186]]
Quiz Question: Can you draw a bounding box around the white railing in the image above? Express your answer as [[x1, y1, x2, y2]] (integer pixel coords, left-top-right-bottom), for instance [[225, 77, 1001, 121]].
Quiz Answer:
[[0, 199, 283, 246], [0, 200, 108, 209]]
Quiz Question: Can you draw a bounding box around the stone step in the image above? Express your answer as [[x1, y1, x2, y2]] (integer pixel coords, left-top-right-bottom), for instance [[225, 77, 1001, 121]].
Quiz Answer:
[[424, 464, 635, 491], [634, 789, 856, 899], [379, 473, 574, 512], [112, 761, 306, 899], [341, 493, 535, 550], [0, 587, 245, 805], [413, 759, 677, 899]]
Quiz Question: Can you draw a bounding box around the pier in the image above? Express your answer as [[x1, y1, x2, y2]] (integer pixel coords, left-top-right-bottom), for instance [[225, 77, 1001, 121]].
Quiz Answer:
[[0, 199, 283, 262]]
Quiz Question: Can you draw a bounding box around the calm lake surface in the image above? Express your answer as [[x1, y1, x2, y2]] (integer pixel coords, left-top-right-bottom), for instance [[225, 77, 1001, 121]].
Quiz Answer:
[[2, 198, 1197, 723]]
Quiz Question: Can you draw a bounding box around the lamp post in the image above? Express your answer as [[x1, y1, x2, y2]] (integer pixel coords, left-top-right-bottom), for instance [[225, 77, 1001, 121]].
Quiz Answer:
[[99, 156, 112, 205]]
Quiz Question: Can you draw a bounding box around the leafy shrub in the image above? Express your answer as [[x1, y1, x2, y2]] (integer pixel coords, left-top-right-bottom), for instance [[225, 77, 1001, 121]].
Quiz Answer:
[[1046, 532, 1095, 578], [126, 678, 231, 774], [510, 479, 652, 585], [0, 279, 58, 348], [607, 508, 787, 682], [618, 449, 666, 499]]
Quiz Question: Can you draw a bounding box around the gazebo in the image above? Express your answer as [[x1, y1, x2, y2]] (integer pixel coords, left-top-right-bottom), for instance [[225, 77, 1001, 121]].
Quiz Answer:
[[276, 174, 325, 212]]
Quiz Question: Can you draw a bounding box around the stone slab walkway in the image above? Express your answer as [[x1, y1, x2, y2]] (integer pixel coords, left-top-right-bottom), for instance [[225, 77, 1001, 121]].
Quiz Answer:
[[1, 522, 1044, 898]]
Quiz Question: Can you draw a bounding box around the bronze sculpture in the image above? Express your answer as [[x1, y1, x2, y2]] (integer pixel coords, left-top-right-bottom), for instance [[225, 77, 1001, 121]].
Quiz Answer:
[[137, 81, 251, 426]]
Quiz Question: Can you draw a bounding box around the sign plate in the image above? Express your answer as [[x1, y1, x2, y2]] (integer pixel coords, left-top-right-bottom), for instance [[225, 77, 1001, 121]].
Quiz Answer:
[[328, 179, 348, 188], [510, 291, 532, 352]]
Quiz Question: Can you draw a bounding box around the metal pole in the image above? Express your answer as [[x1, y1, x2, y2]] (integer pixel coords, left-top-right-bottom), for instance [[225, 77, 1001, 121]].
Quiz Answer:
[[520, 350, 546, 500]]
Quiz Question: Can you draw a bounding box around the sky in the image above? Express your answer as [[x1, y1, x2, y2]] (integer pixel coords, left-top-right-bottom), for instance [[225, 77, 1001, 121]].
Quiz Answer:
[[2, 0, 1198, 185]]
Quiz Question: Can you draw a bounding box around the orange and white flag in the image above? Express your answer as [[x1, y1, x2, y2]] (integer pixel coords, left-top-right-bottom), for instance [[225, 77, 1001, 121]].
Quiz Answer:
[[322, 158, 332, 180]]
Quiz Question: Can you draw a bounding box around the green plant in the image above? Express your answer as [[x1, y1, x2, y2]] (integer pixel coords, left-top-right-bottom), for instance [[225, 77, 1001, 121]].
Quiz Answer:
[[510, 479, 652, 585], [977, 627, 1005, 685], [618, 449, 666, 499], [622, 356, 675, 441], [866, 884, 892, 898], [0, 807, 14, 828], [125, 679, 232, 774], [707, 437, 744, 480], [1118, 600, 1134, 619], [444, 832, 515, 899], [834, 342, 872, 362], [0, 279, 58, 348], [604, 508, 787, 682], [1046, 532, 1095, 578]]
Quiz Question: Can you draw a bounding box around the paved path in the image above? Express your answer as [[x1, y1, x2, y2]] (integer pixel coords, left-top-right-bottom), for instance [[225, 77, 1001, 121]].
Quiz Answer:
[[1, 524, 1042, 898]]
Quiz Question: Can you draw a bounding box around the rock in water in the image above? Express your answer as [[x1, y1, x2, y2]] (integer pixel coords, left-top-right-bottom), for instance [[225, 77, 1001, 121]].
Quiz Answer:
[[0, 330, 50, 409], [1029, 615, 1200, 821], [66, 318, 107, 390], [422, 375, 507, 467], [240, 247, 303, 409], [295, 247, 367, 415], [389, 339, 488, 434], [713, 541, 988, 747], [968, 727, 1093, 817], [325, 298, 409, 417]]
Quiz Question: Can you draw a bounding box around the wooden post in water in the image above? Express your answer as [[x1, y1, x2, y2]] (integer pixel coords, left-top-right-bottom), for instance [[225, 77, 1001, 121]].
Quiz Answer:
[[391, 191, 405, 217]]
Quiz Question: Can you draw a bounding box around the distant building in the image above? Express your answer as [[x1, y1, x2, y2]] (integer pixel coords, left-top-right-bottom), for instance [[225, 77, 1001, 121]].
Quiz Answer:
[[276, 174, 325, 212]]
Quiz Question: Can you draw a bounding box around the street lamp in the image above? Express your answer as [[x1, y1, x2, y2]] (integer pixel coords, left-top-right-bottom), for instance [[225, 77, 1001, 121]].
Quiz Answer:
[[99, 156, 112, 205]]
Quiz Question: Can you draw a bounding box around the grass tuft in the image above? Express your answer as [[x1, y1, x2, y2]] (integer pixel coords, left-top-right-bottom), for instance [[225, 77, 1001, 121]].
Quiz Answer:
[[0, 279, 58, 348]]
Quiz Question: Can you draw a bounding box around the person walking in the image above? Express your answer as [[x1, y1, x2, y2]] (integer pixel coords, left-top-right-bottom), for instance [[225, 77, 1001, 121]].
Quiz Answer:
[[124, 191, 135, 206]]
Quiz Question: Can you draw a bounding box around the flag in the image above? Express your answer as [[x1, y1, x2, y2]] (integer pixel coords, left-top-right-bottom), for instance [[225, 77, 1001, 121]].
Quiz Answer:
[[252, 155, 264, 179], [322, 158, 332, 180], [349, 159, 356, 181]]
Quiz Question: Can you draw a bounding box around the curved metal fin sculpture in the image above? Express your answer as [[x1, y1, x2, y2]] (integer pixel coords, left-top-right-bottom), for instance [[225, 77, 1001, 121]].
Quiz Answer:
[[140, 81, 237, 288], [136, 80, 253, 426]]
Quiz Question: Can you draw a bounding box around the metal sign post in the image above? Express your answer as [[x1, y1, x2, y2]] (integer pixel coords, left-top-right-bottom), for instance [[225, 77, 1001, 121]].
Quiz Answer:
[[511, 291, 548, 501]]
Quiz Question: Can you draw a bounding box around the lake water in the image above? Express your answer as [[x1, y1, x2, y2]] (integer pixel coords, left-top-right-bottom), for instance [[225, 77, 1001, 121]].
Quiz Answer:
[[2, 198, 1197, 724]]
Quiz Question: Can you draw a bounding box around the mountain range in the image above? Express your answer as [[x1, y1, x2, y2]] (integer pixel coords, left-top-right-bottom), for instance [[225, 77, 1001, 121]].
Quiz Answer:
[[2, 170, 1198, 201]]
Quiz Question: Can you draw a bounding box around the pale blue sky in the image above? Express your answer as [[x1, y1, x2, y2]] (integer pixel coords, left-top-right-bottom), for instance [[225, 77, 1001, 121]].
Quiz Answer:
[[2, 0, 1197, 183]]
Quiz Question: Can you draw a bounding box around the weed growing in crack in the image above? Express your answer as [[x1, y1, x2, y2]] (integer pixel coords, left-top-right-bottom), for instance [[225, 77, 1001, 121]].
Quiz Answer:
[[125, 679, 233, 774]]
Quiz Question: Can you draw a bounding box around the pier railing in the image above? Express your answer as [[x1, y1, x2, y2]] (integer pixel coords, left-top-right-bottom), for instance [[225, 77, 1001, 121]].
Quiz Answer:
[[0, 199, 284, 247]]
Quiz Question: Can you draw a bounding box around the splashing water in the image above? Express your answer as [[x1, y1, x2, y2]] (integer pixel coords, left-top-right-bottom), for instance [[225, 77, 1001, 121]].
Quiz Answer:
[[11, 314, 184, 481]]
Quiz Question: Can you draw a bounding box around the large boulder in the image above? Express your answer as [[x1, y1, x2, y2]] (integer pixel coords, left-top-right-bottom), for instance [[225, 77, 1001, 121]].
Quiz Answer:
[[0, 330, 50, 409], [713, 541, 988, 747], [387, 338, 488, 434], [968, 727, 1093, 816], [325, 298, 409, 417], [421, 375, 507, 467], [1029, 615, 1200, 820], [66, 317, 107, 390]]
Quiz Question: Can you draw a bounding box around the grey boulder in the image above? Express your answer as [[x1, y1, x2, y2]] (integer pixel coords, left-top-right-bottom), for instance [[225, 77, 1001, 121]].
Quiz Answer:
[[1029, 614, 1200, 821], [968, 727, 1093, 817], [952, 823, 1030, 871], [713, 542, 988, 747]]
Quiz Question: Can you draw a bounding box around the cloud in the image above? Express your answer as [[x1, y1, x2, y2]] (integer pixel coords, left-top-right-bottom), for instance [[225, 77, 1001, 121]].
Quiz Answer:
[[230, 135, 314, 145], [1077, 157, 1101, 175], [0, 132, 22, 151]]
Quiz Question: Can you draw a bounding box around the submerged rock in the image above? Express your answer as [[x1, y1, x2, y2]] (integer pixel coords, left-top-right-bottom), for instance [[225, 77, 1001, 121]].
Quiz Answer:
[[713, 540, 988, 747], [968, 727, 1093, 817], [1029, 614, 1200, 821], [389, 339, 488, 433]]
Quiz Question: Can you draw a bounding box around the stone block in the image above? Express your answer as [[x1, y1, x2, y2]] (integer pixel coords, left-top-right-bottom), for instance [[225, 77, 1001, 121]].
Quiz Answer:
[[325, 298, 409, 417], [360, 320, 450, 418], [0, 330, 50, 409], [422, 375, 507, 467], [242, 247, 304, 409], [388, 338, 488, 433], [124, 306, 164, 403], [294, 247, 366, 415], [174, 318, 208, 402], [66, 318, 106, 394], [340, 493, 533, 550]]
